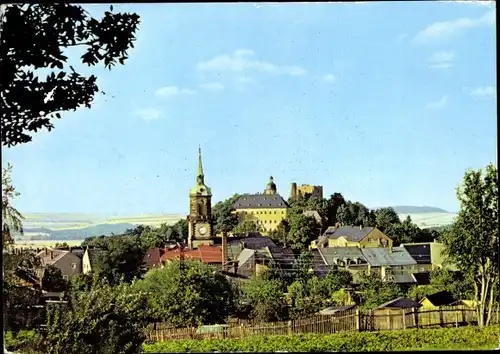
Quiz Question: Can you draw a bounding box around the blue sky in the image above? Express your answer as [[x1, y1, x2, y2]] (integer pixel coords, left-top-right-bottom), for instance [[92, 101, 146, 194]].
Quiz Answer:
[[3, 2, 497, 215]]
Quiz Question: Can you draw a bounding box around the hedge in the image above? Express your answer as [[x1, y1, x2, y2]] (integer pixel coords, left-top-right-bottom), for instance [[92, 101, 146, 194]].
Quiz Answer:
[[143, 325, 500, 352]]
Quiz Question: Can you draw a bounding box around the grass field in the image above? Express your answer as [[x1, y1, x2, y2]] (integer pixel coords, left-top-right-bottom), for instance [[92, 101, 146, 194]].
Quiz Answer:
[[11, 239, 84, 248], [397, 212, 457, 228]]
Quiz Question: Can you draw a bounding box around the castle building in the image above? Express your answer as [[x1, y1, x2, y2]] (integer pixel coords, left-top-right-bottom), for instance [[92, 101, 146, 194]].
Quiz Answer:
[[187, 147, 214, 249], [232, 177, 289, 235], [290, 182, 323, 200]]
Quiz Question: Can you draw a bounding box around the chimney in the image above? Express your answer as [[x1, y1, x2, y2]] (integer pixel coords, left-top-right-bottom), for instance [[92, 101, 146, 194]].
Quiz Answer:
[[221, 232, 228, 272], [45, 248, 48, 255], [50, 251, 54, 260], [290, 182, 297, 200], [335, 222, 341, 230]]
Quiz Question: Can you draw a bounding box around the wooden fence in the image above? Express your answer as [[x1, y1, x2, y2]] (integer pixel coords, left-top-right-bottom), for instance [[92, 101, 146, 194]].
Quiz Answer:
[[145, 306, 500, 342]]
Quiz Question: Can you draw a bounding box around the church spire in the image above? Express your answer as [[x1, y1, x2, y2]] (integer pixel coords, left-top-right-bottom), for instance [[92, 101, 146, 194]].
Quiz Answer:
[[197, 145, 204, 178]]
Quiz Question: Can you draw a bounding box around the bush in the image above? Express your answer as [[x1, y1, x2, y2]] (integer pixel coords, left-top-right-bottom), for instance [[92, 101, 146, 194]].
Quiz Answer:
[[4, 330, 43, 353], [143, 325, 500, 352]]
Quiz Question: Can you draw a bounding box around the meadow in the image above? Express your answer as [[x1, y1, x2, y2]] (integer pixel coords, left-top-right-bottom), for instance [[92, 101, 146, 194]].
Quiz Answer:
[[397, 212, 457, 229]]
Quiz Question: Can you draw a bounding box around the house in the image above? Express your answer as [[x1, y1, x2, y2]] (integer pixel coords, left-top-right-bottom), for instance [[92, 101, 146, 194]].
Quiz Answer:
[[232, 177, 289, 235], [360, 247, 418, 285], [36, 248, 82, 281], [161, 244, 224, 268], [419, 290, 459, 310], [143, 248, 164, 269], [318, 304, 356, 315], [82, 248, 105, 274], [312, 225, 393, 249], [401, 242, 457, 271]]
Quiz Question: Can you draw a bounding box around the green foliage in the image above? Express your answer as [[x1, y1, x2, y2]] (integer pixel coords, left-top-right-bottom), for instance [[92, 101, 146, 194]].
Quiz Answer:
[[268, 220, 290, 247], [45, 280, 149, 354], [233, 218, 261, 234], [2, 162, 24, 246], [242, 277, 289, 322], [143, 325, 500, 352], [1, 4, 140, 146], [131, 261, 234, 327], [357, 273, 403, 309], [85, 234, 147, 285], [287, 214, 319, 250], [323, 266, 353, 294], [292, 251, 314, 284], [41, 265, 69, 292], [374, 207, 401, 230], [429, 268, 474, 299], [212, 194, 241, 234], [4, 330, 43, 353], [287, 277, 329, 319], [336, 201, 375, 228], [407, 284, 440, 301], [440, 164, 498, 326]]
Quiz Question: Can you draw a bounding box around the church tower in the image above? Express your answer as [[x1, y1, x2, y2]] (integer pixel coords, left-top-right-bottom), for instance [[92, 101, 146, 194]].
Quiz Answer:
[[187, 147, 214, 249]]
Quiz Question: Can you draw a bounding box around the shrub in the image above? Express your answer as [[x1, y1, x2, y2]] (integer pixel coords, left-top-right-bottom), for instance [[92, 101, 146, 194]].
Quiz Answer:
[[143, 325, 500, 352], [4, 330, 43, 353]]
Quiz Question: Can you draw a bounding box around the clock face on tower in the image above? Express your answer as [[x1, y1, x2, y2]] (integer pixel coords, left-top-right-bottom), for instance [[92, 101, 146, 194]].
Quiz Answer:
[[196, 223, 210, 238]]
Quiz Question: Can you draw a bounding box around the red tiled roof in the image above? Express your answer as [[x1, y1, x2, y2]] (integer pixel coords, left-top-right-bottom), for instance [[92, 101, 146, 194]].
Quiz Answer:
[[160, 245, 222, 264], [144, 248, 162, 267]]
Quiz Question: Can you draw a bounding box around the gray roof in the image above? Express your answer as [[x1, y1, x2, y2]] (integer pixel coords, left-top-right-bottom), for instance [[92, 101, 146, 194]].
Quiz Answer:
[[401, 244, 431, 264], [319, 305, 356, 315], [391, 271, 417, 284], [267, 245, 296, 268], [323, 226, 375, 242], [361, 247, 417, 267], [233, 194, 288, 209], [36, 249, 74, 266], [237, 248, 255, 267], [318, 247, 366, 266], [376, 297, 421, 309]]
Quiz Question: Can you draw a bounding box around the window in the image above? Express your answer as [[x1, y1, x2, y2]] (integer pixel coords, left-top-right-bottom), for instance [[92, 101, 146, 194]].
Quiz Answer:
[[274, 211, 276, 214], [63, 275, 69, 280], [71, 263, 77, 269]]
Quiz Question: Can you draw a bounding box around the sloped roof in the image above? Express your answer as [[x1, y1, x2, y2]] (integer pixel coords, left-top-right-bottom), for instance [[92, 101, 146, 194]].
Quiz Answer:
[[237, 248, 255, 267], [422, 291, 458, 307], [413, 272, 431, 285], [160, 245, 223, 264], [318, 247, 366, 266], [376, 297, 421, 309], [233, 194, 288, 209], [311, 249, 329, 278], [144, 248, 162, 267], [319, 305, 356, 315], [361, 247, 417, 267], [267, 245, 296, 268], [391, 271, 417, 284], [323, 226, 375, 242], [36, 249, 71, 266], [401, 243, 431, 264]]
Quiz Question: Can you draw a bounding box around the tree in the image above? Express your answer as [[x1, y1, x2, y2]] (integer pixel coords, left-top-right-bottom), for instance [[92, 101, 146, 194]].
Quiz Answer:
[[292, 251, 314, 284], [336, 201, 375, 228], [91, 234, 147, 285], [242, 277, 288, 323], [1, 4, 140, 147], [357, 273, 403, 309], [45, 280, 149, 354], [440, 164, 498, 326], [287, 214, 319, 250], [325, 193, 346, 226], [131, 260, 234, 327], [429, 268, 473, 300], [2, 163, 24, 247], [322, 266, 353, 294], [268, 220, 290, 247], [41, 265, 68, 292], [233, 218, 261, 234], [374, 207, 401, 231], [211, 194, 241, 234]]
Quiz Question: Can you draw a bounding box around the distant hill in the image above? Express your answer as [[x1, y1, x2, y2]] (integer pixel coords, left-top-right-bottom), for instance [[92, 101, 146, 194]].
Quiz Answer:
[[391, 206, 449, 214], [23, 223, 136, 240]]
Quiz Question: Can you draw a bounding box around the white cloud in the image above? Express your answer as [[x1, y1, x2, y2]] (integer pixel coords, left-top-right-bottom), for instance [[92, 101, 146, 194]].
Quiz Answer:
[[425, 95, 448, 110], [197, 49, 308, 77], [428, 51, 455, 69], [470, 86, 496, 96], [135, 108, 161, 121], [414, 10, 494, 44], [155, 86, 197, 98], [199, 82, 225, 91], [322, 74, 336, 83]]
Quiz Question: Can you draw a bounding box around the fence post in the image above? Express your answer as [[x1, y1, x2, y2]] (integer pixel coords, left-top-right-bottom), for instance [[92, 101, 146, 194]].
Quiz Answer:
[[402, 308, 406, 330], [413, 307, 419, 329], [287, 320, 292, 336], [439, 307, 444, 327], [356, 308, 361, 332]]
